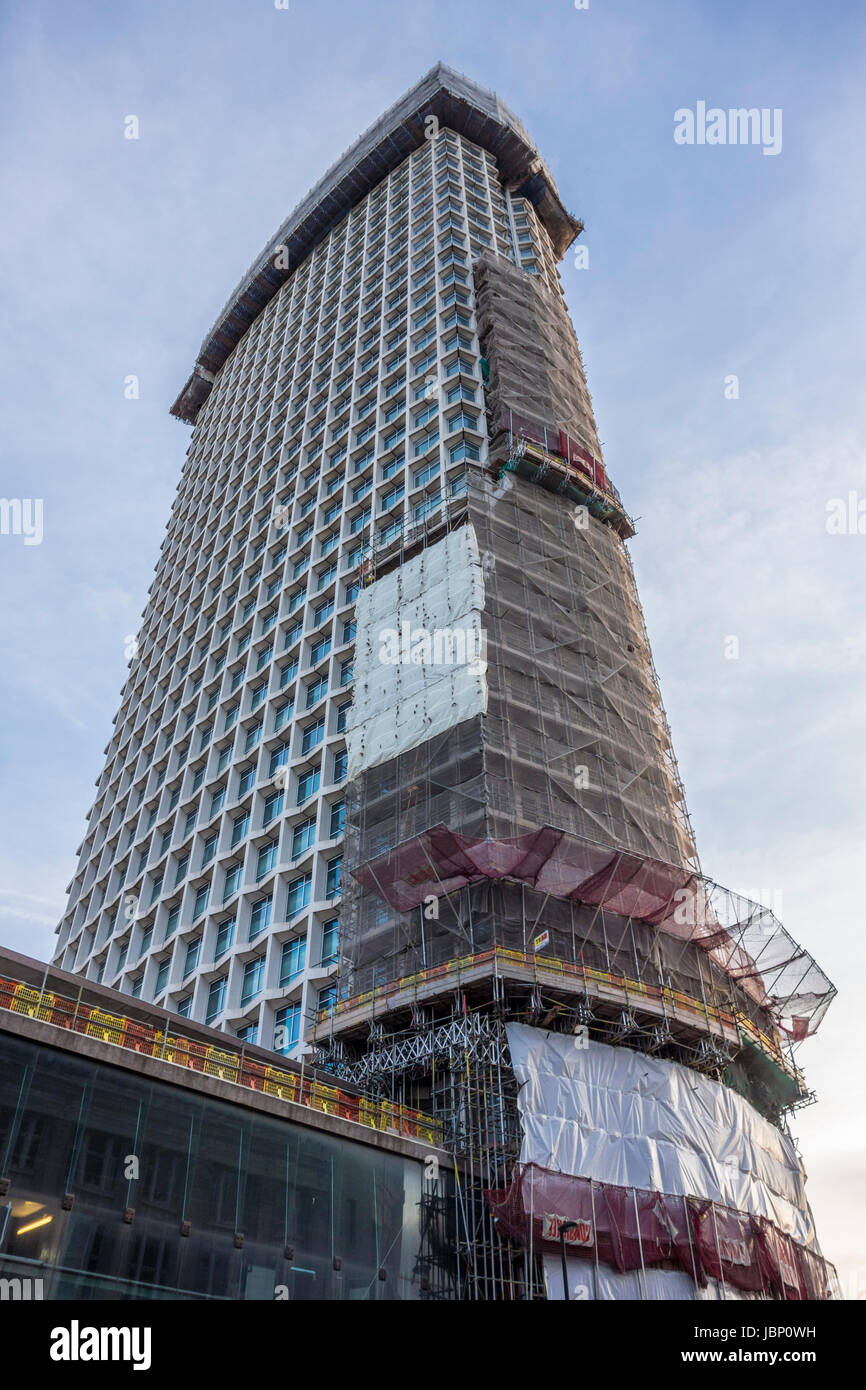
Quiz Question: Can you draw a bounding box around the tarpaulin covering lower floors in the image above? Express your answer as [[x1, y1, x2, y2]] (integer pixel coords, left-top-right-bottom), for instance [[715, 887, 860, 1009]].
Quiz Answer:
[[486, 1164, 836, 1300], [484, 1027, 836, 1301]]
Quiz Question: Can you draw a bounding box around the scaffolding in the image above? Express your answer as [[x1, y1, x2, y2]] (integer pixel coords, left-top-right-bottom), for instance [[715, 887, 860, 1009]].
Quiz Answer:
[[313, 247, 837, 1300]]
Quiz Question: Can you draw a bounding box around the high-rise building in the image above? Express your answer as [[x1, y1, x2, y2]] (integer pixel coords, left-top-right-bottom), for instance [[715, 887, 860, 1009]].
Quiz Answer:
[[55, 65, 836, 1300]]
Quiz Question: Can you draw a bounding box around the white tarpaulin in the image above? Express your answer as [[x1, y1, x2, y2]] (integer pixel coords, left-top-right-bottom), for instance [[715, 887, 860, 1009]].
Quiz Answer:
[[541, 1254, 754, 1302], [347, 525, 487, 777], [506, 1024, 817, 1248]]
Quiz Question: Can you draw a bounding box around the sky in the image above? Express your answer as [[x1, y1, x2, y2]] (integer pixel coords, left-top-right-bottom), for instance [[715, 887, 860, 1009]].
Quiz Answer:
[[1, 0, 864, 1295]]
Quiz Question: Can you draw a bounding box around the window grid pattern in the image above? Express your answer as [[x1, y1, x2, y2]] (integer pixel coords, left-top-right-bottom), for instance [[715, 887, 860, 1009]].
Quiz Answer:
[[54, 128, 564, 1058]]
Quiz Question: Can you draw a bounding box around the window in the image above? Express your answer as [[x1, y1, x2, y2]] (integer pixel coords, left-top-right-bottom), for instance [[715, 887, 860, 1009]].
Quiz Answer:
[[309, 636, 331, 666], [268, 743, 289, 776], [193, 883, 210, 918], [449, 440, 480, 463], [256, 839, 278, 880], [249, 896, 272, 940], [223, 862, 241, 900], [336, 700, 351, 734], [206, 976, 227, 1023], [215, 918, 235, 958], [139, 925, 153, 958], [237, 1022, 258, 1044], [314, 599, 334, 627], [263, 789, 284, 826], [280, 935, 307, 986], [326, 856, 342, 898], [240, 956, 265, 1006], [238, 765, 256, 797], [321, 918, 339, 966], [286, 873, 312, 917], [381, 481, 404, 510], [292, 816, 317, 859], [318, 983, 337, 1014], [274, 1002, 301, 1053], [415, 494, 441, 522], [280, 658, 299, 687], [414, 459, 440, 488], [301, 718, 325, 754], [306, 676, 328, 708], [244, 722, 262, 752], [275, 700, 293, 731], [176, 995, 192, 1018], [201, 833, 217, 867], [210, 786, 226, 817], [445, 355, 474, 378], [154, 957, 170, 996], [183, 937, 201, 977], [329, 801, 345, 838], [339, 659, 353, 688], [164, 905, 180, 939], [231, 813, 250, 848], [446, 381, 476, 405], [333, 748, 348, 783], [414, 431, 439, 458]]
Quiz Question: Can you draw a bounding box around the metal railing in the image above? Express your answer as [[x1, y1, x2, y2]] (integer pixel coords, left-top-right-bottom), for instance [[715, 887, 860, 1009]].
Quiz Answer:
[[0, 972, 441, 1145], [314, 945, 804, 1092]]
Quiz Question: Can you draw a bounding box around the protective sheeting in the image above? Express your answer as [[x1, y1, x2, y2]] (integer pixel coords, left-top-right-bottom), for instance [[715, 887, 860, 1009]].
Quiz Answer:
[[346, 525, 487, 779], [474, 253, 603, 466], [506, 1025, 818, 1247], [347, 825, 832, 1037], [541, 1254, 755, 1301], [488, 1164, 836, 1300]]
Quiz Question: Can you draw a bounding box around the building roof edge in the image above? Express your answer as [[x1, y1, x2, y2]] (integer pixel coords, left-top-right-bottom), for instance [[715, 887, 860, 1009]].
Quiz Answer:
[[171, 63, 581, 424]]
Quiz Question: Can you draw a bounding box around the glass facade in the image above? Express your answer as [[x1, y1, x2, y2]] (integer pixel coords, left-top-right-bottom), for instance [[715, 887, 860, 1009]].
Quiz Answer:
[[0, 1033, 441, 1300], [53, 114, 560, 1060]]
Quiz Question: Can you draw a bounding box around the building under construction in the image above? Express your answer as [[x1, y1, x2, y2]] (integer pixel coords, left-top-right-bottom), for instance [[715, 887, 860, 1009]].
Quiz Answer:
[[306, 70, 837, 1302], [55, 64, 837, 1300]]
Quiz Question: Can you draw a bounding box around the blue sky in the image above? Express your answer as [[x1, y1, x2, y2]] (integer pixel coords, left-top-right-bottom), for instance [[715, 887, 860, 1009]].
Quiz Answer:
[[1, 0, 864, 1292]]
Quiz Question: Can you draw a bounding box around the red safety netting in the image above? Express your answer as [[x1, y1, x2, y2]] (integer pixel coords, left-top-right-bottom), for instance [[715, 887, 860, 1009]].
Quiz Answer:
[[352, 825, 835, 1036], [485, 1163, 837, 1300]]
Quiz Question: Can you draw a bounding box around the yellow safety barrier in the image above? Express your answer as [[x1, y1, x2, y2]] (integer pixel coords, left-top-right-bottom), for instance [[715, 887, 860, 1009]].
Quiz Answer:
[[11, 983, 54, 1022], [85, 1008, 126, 1045]]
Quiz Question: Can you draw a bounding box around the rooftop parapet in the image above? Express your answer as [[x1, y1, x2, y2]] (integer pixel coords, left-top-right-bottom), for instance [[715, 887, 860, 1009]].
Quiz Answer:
[[171, 63, 582, 424]]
